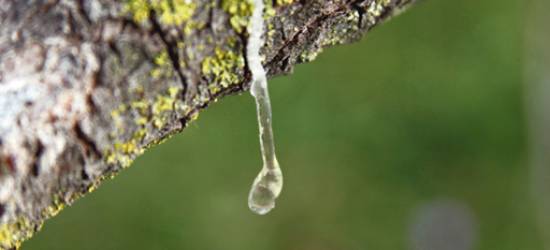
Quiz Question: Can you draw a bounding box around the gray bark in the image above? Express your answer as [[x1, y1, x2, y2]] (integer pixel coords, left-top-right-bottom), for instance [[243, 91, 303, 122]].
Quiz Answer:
[[0, 0, 415, 248]]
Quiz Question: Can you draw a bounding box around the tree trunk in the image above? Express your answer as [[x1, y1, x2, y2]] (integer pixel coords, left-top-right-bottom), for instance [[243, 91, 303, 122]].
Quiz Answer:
[[0, 0, 415, 248]]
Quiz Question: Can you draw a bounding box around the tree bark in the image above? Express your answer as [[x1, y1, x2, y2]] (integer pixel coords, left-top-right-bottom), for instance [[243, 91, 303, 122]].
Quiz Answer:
[[0, 0, 415, 248]]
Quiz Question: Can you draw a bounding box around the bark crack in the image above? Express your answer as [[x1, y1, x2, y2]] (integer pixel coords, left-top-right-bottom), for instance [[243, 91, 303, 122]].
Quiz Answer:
[[30, 140, 44, 177], [73, 122, 100, 159], [267, 2, 349, 72], [148, 10, 189, 96]]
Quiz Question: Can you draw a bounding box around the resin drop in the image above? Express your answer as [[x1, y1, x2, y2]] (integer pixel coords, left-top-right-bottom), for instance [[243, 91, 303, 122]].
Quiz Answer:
[[246, 0, 283, 215], [248, 160, 283, 215]]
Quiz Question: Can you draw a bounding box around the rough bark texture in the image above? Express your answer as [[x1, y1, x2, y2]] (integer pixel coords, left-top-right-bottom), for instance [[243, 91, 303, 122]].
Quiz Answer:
[[0, 0, 415, 248]]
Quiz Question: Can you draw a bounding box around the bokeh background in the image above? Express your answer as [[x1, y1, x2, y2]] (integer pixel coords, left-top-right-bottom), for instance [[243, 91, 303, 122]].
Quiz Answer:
[[26, 0, 549, 249]]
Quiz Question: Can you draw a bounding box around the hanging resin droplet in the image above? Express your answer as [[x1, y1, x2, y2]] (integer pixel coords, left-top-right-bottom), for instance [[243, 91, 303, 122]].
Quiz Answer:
[[246, 0, 283, 215], [248, 159, 283, 215]]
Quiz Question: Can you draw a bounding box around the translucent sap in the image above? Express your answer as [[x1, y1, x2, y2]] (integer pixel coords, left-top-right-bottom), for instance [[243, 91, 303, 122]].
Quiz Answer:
[[246, 0, 283, 215]]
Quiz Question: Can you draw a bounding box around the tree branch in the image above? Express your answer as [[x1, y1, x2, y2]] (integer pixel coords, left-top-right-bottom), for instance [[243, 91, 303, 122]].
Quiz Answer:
[[0, 0, 415, 248]]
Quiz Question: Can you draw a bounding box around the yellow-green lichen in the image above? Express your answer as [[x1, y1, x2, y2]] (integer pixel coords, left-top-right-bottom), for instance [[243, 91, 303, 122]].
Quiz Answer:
[[201, 47, 245, 93], [125, 0, 196, 26], [131, 100, 149, 116], [135, 117, 148, 126], [263, 3, 277, 38], [221, 0, 253, 33], [324, 11, 360, 46], [152, 87, 180, 128], [275, 0, 294, 6], [366, 0, 390, 24], [42, 194, 66, 219], [155, 0, 196, 26], [0, 217, 35, 249], [106, 87, 184, 168], [110, 104, 129, 135], [150, 50, 174, 79], [299, 48, 323, 62], [124, 0, 150, 23], [105, 146, 134, 168], [106, 126, 146, 168]]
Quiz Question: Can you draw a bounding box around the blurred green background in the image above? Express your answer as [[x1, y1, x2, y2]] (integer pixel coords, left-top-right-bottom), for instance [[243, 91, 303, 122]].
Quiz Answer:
[[27, 0, 544, 249]]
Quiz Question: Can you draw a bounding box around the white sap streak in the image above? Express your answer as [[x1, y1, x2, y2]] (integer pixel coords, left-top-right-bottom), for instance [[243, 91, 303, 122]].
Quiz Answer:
[[246, 0, 284, 215]]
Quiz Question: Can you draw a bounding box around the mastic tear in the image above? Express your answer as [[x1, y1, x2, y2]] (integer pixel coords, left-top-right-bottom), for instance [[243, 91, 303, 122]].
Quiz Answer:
[[246, 0, 283, 215]]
